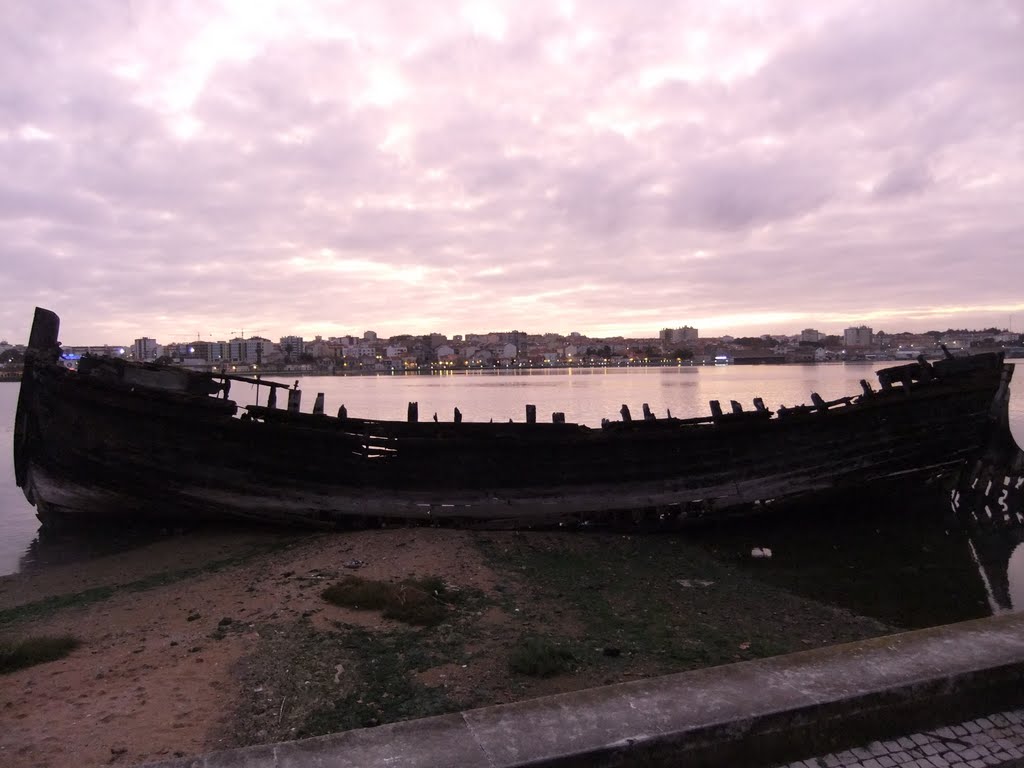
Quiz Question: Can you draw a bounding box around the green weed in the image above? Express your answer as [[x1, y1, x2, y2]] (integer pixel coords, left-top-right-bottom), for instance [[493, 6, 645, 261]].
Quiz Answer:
[[321, 576, 450, 626], [508, 637, 575, 678], [0, 634, 80, 673]]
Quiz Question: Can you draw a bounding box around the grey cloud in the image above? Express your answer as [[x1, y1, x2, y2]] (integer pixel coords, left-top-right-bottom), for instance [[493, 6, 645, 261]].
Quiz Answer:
[[872, 157, 933, 199], [668, 150, 835, 231]]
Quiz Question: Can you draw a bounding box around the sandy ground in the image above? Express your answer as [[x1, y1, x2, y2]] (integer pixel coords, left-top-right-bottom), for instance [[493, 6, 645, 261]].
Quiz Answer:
[[0, 528, 517, 767], [0, 526, 892, 768]]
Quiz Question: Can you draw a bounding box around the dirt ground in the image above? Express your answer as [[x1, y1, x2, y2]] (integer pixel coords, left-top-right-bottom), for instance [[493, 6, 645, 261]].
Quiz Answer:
[[0, 526, 894, 768]]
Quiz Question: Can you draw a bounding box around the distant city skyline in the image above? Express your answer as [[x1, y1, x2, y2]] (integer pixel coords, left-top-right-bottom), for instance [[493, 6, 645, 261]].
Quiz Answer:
[[2, 1, 1021, 345], [7, 314, 1020, 349]]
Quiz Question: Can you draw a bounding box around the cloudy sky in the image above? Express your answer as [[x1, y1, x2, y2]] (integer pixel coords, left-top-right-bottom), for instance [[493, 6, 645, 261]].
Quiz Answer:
[[2, 0, 1022, 345]]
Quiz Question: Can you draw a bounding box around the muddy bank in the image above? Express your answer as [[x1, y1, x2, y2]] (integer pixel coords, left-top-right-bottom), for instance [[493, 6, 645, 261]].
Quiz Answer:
[[0, 527, 892, 767]]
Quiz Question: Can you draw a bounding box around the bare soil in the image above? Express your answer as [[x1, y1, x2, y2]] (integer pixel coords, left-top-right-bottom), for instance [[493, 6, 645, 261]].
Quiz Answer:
[[0, 526, 893, 767]]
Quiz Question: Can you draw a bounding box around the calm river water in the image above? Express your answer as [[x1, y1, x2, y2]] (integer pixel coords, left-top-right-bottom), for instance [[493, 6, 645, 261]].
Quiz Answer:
[[2, 364, 1022, 628]]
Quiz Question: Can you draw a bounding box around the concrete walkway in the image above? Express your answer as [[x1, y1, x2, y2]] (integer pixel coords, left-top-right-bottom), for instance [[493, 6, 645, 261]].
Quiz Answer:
[[147, 612, 1024, 768]]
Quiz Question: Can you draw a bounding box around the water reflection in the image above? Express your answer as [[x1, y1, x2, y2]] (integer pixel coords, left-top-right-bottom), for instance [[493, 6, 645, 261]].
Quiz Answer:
[[1010, 544, 1024, 609], [692, 489, 1021, 629], [16, 524, 167, 573], [968, 530, 1024, 613]]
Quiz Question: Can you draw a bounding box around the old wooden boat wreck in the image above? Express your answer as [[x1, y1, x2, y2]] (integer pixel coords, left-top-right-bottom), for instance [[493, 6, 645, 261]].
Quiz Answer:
[[13, 307, 1017, 529]]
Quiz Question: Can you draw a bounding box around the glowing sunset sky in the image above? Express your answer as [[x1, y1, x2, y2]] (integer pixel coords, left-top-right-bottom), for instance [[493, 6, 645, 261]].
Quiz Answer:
[[2, 0, 1022, 344]]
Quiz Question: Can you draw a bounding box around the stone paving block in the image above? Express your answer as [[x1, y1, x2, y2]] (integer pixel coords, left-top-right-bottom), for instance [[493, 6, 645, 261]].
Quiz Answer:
[[772, 710, 1024, 768]]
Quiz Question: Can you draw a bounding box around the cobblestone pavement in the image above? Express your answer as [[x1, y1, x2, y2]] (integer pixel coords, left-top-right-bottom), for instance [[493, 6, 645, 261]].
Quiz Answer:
[[777, 709, 1024, 768]]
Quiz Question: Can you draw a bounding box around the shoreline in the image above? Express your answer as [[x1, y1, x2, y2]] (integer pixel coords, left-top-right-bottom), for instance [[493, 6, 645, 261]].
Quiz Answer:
[[0, 526, 896, 768]]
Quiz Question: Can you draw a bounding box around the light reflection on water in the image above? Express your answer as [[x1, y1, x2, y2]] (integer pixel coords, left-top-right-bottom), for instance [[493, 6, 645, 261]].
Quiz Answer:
[[1, 364, 1022, 627], [1010, 544, 1024, 609]]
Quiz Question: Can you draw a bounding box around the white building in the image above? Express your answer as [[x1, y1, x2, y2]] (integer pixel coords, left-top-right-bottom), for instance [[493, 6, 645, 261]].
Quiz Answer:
[[342, 344, 377, 359], [133, 337, 159, 361], [229, 337, 270, 364], [844, 326, 873, 348]]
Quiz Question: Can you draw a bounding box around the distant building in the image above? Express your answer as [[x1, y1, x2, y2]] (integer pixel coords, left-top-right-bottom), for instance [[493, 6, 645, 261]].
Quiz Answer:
[[207, 341, 229, 363], [229, 337, 270, 364], [280, 335, 304, 356], [363, 331, 377, 342], [659, 327, 699, 348], [844, 326, 873, 348], [800, 329, 823, 343], [183, 341, 217, 362], [133, 337, 159, 361]]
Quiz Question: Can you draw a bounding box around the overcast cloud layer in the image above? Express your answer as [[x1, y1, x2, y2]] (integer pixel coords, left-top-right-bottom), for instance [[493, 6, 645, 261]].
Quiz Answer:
[[1, 0, 1022, 344]]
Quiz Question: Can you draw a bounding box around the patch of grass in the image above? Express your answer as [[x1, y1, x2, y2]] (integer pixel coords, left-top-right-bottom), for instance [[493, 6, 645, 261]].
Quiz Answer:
[[508, 636, 575, 678], [321, 576, 450, 626], [0, 634, 80, 674], [480, 532, 891, 681], [229, 587, 491, 747], [303, 626, 460, 734]]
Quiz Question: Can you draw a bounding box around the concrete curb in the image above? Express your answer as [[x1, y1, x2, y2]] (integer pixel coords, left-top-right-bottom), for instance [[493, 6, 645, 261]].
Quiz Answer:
[[146, 612, 1024, 768]]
